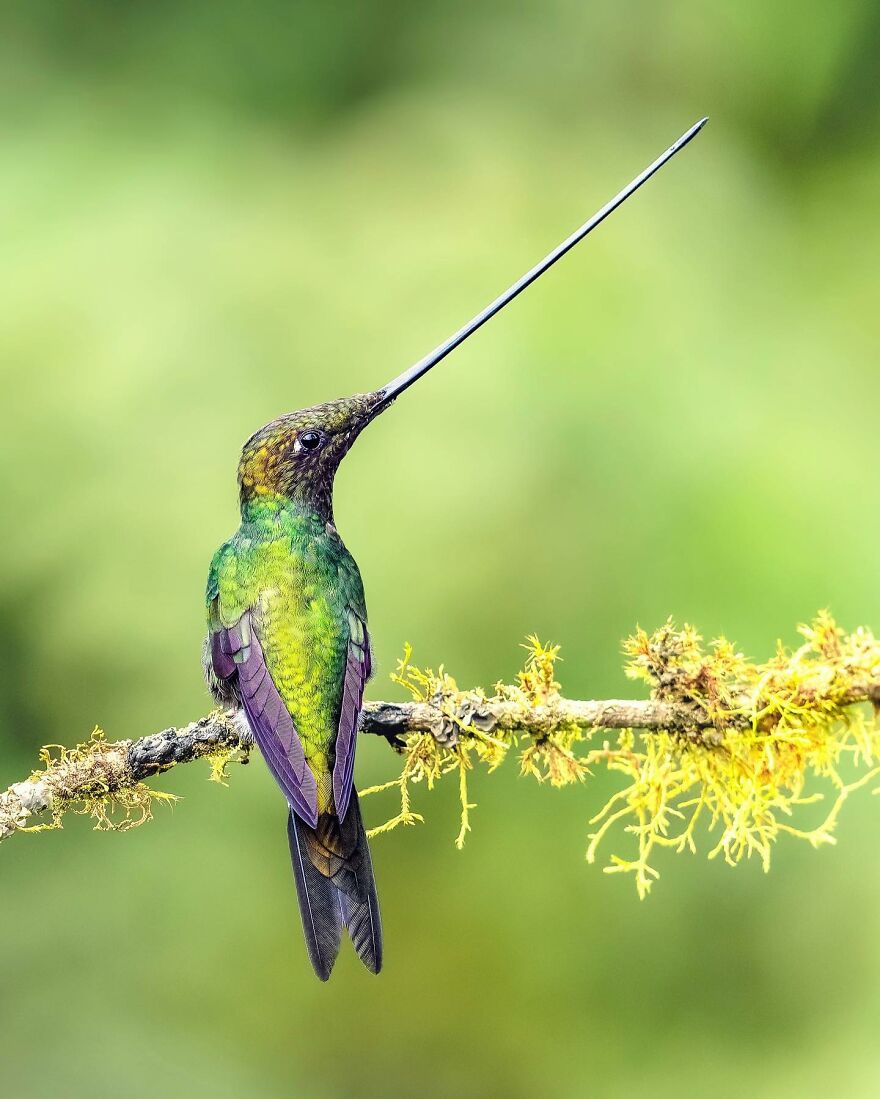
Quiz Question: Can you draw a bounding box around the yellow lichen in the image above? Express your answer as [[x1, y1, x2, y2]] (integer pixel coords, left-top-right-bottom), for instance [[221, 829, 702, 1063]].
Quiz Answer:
[[584, 613, 880, 895], [364, 614, 880, 897], [28, 727, 178, 833], [204, 742, 249, 785], [361, 643, 518, 845]]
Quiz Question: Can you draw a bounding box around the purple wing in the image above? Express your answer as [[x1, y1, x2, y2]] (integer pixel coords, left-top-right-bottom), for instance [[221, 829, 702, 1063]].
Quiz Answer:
[[332, 609, 371, 822], [212, 609, 319, 827]]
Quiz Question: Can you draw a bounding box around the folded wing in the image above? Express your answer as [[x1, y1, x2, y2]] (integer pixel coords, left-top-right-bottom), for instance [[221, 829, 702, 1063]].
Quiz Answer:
[[332, 607, 371, 822], [211, 607, 319, 827]]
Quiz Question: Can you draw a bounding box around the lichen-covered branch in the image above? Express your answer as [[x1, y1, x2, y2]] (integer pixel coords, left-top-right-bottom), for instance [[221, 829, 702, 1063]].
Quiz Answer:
[[0, 696, 724, 842], [2, 613, 879, 897]]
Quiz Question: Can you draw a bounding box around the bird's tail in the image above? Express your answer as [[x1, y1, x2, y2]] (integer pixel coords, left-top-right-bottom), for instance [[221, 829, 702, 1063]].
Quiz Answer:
[[286, 791, 382, 981]]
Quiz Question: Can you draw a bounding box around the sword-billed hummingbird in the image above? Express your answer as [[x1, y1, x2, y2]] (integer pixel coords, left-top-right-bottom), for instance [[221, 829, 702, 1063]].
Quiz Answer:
[[204, 118, 707, 980]]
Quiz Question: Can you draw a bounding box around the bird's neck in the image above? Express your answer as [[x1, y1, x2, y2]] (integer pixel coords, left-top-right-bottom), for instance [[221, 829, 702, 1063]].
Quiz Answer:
[[239, 458, 338, 526], [240, 490, 333, 531]]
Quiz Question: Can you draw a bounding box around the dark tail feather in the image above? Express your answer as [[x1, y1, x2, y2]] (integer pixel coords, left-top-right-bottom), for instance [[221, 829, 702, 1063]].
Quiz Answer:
[[339, 792, 382, 975], [286, 791, 382, 980], [287, 810, 343, 981]]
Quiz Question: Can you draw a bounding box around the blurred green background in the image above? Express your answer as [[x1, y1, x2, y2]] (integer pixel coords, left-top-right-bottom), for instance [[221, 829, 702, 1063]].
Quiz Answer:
[[2, 3, 880, 1096]]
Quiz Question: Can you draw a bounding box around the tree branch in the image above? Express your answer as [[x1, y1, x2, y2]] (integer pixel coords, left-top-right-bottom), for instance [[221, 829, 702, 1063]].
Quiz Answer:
[[3, 615, 879, 904], [0, 697, 691, 841], [2, 685, 878, 844]]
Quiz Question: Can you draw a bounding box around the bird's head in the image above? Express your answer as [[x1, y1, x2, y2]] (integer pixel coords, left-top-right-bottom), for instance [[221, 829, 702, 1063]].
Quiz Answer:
[[238, 391, 388, 521]]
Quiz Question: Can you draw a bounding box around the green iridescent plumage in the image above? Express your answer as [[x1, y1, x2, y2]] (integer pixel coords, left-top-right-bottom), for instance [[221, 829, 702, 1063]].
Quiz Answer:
[[207, 499, 365, 810], [204, 394, 383, 979]]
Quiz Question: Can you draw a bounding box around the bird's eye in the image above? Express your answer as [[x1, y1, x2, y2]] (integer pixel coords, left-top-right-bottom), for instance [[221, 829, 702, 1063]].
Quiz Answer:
[[297, 430, 325, 453]]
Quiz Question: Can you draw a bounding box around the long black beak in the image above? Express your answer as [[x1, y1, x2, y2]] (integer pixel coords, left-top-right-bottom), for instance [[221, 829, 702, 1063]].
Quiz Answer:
[[374, 116, 708, 412]]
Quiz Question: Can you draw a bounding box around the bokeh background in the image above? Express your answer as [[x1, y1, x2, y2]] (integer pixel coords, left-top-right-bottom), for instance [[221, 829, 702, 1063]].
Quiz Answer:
[[2, 3, 880, 1096]]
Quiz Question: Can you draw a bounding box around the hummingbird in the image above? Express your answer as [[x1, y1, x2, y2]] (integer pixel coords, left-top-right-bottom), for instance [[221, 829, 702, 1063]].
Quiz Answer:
[[203, 117, 707, 981]]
